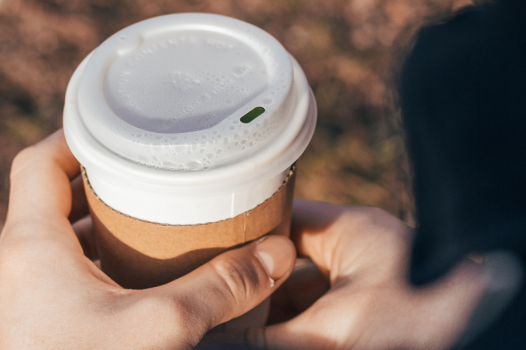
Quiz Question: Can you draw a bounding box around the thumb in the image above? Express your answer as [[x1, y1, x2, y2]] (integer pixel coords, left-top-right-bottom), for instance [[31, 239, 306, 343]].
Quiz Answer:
[[152, 235, 296, 341]]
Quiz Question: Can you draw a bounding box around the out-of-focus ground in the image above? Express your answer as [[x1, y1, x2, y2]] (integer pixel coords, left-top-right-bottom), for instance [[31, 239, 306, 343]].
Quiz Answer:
[[0, 0, 473, 230]]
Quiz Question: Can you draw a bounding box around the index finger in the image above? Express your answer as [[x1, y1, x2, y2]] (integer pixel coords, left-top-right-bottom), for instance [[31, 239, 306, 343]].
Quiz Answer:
[[5, 129, 80, 237], [289, 199, 347, 276]]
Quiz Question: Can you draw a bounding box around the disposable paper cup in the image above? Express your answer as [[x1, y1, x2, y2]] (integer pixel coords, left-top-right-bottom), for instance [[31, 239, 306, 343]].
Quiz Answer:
[[63, 13, 316, 326]]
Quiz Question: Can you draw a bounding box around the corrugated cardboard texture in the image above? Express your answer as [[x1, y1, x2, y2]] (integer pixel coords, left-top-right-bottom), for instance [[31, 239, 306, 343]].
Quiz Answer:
[[84, 166, 296, 289]]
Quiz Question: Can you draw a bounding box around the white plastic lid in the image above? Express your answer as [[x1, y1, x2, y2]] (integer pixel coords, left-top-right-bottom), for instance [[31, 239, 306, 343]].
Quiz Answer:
[[65, 13, 316, 210], [78, 13, 296, 170]]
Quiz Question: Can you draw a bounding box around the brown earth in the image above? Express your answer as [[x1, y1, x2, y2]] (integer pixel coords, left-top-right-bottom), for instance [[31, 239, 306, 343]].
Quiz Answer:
[[0, 0, 474, 230]]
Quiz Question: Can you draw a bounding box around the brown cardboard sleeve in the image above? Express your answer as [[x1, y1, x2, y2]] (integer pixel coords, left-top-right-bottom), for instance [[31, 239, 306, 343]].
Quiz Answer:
[[83, 166, 296, 289]]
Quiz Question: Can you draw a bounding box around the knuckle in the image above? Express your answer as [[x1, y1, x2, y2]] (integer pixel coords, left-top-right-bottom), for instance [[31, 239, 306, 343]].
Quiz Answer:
[[0, 240, 35, 282], [139, 295, 188, 330], [210, 254, 261, 305], [166, 295, 198, 327], [360, 207, 411, 239], [344, 206, 394, 230], [155, 294, 205, 344], [10, 146, 38, 177], [361, 206, 389, 221]]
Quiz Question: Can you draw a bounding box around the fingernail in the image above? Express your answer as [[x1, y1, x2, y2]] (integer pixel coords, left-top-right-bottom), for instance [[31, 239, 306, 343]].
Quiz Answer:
[[254, 235, 295, 281]]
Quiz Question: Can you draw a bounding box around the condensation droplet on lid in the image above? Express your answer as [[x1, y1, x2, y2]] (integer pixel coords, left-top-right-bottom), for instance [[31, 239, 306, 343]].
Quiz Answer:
[[186, 161, 203, 170]]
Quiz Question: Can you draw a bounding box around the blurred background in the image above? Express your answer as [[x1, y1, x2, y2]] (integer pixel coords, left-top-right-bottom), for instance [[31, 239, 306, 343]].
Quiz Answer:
[[0, 0, 474, 230]]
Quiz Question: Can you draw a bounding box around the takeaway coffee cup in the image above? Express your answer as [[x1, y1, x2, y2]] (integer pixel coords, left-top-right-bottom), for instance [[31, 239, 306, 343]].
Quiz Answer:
[[63, 13, 316, 326]]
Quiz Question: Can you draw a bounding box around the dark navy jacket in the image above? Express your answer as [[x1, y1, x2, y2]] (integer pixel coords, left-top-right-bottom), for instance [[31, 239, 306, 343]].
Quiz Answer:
[[400, 1, 526, 348]]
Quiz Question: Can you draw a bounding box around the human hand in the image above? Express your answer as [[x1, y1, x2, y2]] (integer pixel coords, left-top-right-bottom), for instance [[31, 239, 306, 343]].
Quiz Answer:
[[0, 130, 296, 349], [198, 201, 487, 349]]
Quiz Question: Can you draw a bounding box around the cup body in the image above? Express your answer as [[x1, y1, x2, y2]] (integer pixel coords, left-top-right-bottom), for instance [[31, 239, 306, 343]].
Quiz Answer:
[[82, 165, 296, 289]]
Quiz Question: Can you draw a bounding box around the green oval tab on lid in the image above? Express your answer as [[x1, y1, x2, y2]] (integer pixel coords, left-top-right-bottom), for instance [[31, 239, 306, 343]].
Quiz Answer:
[[240, 106, 265, 124]]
